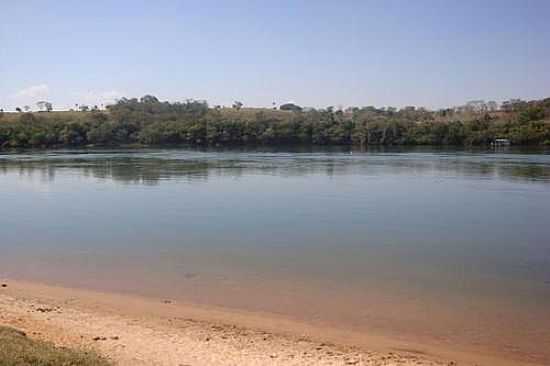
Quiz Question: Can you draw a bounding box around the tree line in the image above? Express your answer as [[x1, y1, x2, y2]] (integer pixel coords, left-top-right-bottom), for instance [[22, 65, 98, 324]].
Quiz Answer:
[[1, 95, 549, 149]]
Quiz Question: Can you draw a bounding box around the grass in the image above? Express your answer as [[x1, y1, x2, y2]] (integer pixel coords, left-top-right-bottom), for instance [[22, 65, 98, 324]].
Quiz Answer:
[[0, 108, 293, 124], [0, 326, 111, 366], [0, 111, 91, 124]]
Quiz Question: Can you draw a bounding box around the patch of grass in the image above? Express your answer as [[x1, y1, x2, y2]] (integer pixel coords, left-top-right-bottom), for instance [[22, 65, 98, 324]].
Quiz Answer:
[[0, 111, 92, 124], [0, 108, 292, 124], [0, 326, 111, 366]]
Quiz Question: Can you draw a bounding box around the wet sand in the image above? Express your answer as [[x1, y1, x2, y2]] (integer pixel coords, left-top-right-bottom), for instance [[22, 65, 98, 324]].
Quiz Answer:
[[0, 279, 543, 366]]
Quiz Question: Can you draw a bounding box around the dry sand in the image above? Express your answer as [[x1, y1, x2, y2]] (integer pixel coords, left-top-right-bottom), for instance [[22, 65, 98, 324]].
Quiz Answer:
[[0, 279, 539, 366]]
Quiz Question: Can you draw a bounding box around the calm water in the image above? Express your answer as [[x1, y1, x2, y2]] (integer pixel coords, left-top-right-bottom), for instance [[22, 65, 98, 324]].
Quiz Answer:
[[1, 147, 550, 362]]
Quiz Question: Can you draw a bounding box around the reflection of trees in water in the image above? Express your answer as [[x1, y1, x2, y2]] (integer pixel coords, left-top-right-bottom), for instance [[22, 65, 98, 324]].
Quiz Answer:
[[506, 165, 550, 180], [0, 159, 213, 186], [79, 159, 212, 185], [1, 154, 550, 185], [0, 164, 57, 184]]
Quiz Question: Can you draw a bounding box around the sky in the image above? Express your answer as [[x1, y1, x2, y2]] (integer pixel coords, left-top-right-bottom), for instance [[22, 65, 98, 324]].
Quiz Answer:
[[1, 0, 549, 111]]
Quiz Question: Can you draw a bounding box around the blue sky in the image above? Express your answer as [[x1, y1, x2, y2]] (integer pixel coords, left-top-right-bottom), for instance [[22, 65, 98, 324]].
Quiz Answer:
[[1, 0, 549, 111]]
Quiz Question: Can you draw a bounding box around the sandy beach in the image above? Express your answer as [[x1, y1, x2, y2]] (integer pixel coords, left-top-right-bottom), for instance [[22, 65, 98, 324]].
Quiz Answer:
[[0, 279, 542, 366]]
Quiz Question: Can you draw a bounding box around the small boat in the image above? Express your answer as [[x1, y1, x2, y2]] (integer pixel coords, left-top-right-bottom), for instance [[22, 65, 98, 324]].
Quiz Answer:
[[491, 138, 511, 146]]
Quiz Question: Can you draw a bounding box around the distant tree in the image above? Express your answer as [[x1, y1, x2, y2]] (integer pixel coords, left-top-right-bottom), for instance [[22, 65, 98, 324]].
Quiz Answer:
[[23, 105, 31, 112], [518, 106, 545, 123], [16, 107, 22, 113], [36, 101, 52, 112], [232, 101, 243, 110], [140, 95, 159, 104], [502, 99, 524, 112], [280, 103, 302, 112]]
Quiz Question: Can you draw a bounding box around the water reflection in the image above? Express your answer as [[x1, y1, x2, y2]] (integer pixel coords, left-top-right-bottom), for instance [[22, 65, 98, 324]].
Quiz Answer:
[[1, 148, 550, 185]]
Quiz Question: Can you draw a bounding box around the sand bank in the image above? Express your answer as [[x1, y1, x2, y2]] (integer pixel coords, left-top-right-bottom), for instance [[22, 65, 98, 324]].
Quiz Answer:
[[0, 279, 540, 366]]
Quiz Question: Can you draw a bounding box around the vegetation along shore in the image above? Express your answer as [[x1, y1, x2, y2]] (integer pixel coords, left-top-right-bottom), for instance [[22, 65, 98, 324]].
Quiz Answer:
[[1, 96, 549, 149]]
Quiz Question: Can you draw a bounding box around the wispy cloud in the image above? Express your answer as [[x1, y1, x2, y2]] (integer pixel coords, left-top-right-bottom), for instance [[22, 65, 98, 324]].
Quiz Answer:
[[14, 84, 50, 99]]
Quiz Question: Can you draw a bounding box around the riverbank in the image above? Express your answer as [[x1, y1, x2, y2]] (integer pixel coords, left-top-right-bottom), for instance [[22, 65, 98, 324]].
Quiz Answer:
[[0, 279, 541, 366], [2, 96, 549, 149]]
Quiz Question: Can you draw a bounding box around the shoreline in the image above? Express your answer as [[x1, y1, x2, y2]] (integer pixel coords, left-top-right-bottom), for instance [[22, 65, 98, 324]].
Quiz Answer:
[[0, 279, 541, 366]]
